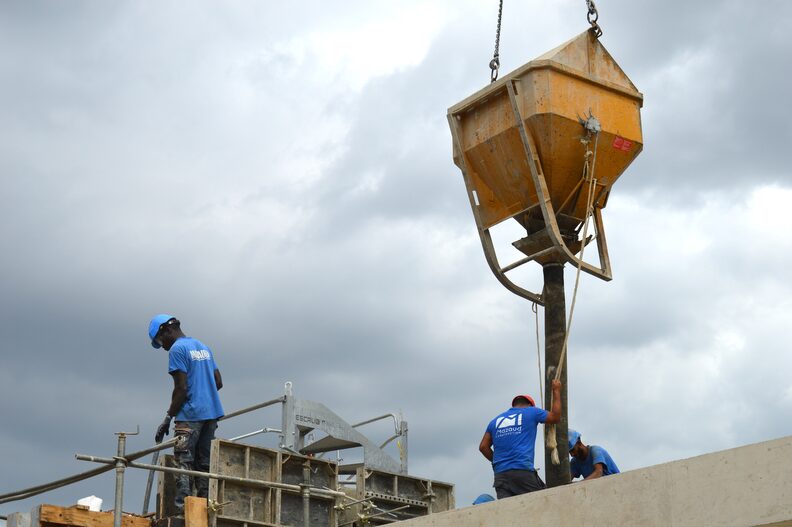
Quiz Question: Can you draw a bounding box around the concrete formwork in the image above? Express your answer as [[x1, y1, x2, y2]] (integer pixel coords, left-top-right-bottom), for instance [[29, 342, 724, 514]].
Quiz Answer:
[[398, 436, 792, 527]]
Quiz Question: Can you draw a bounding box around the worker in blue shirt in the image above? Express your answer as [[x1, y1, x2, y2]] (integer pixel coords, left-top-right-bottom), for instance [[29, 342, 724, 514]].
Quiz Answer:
[[149, 314, 225, 514], [568, 429, 619, 481], [479, 380, 562, 498]]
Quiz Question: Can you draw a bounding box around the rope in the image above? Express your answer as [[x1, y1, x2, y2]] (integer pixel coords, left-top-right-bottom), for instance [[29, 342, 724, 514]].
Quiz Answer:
[[545, 129, 600, 465], [532, 302, 544, 406]]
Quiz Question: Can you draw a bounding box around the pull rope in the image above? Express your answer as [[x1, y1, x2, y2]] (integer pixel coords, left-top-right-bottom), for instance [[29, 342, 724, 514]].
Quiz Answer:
[[532, 302, 543, 406], [545, 125, 600, 465]]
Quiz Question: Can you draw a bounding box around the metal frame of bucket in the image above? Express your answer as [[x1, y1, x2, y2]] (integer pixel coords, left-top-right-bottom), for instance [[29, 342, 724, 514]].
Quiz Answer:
[[448, 80, 614, 305], [448, 31, 643, 305]]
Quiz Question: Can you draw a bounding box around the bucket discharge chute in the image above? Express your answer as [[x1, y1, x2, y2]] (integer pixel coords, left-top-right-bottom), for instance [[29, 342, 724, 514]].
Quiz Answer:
[[448, 30, 643, 304]]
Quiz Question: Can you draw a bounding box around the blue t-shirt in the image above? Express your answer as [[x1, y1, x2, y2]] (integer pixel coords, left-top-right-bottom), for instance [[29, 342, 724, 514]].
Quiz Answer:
[[486, 406, 548, 473], [168, 337, 224, 421], [570, 445, 619, 479]]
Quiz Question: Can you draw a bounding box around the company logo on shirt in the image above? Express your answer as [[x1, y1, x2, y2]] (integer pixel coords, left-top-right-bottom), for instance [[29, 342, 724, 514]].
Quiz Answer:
[[494, 413, 523, 437], [496, 414, 522, 429], [189, 350, 211, 361]]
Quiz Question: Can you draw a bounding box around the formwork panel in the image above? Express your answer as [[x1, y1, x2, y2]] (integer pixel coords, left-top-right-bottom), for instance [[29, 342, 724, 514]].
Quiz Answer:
[[157, 454, 179, 520], [209, 441, 278, 527], [207, 440, 339, 527], [338, 468, 454, 526], [278, 454, 338, 527]]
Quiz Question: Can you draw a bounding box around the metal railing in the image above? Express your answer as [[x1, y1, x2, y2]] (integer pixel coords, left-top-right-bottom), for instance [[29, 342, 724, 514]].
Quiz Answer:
[[0, 396, 286, 527], [1, 389, 410, 527]]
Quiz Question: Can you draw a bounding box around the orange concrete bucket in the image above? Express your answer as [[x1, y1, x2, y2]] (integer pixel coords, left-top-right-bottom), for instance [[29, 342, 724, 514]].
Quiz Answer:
[[448, 30, 643, 303]]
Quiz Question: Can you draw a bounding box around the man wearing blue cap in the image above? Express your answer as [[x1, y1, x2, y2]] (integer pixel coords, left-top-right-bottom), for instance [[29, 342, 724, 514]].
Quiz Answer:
[[479, 380, 562, 499], [148, 314, 224, 514], [568, 429, 619, 481]]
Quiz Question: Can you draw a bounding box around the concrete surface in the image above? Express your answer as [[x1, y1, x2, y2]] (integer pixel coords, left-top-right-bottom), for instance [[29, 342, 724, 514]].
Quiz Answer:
[[399, 436, 792, 527]]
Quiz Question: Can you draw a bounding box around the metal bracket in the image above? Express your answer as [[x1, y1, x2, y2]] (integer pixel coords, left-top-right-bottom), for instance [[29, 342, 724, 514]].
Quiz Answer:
[[280, 387, 406, 474], [505, 80, 612, 282]]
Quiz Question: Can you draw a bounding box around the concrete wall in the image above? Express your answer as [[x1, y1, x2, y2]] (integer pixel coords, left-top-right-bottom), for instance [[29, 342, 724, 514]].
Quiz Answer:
[[399, 436, 792, 527]]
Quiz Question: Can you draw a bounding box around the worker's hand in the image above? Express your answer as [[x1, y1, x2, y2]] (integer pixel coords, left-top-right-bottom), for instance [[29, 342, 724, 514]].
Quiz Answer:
[[155, 414, 172, 443], [551, 379, 562, 391]]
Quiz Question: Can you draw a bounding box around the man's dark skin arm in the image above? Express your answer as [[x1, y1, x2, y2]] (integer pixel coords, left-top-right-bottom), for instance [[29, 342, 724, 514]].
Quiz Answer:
[[214, 369, 223, 391], [479, 432, 493, 461], [167, 371, 188, 417], [583, 463, 605, 480], [544, 379, 562, 424]]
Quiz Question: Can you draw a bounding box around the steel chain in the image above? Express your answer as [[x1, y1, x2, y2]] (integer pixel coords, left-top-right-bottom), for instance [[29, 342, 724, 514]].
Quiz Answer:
[[585, 0, 603, 37], [489, 0, 503, 83]]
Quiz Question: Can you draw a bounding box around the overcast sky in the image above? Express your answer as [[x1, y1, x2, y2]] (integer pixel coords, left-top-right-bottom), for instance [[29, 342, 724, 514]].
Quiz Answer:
[[2, 0, 791, 519]]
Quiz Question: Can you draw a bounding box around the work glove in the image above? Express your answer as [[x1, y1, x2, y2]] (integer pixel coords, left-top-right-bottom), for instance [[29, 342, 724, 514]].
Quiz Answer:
[[155, 414, 172, 443]]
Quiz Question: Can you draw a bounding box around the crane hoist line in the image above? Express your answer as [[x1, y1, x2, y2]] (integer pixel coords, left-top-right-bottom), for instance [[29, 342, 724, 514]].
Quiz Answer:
[[489, 0, 603, 83]]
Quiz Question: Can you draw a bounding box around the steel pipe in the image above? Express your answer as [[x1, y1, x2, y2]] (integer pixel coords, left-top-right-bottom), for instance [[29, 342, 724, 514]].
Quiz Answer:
[[229, 427, 282, 442], [75, 454, 346, 499], [113, 435, 127, 527], [219, 397, 285, 421], [351, 413, 400, 434], [0, 438, 175, 505]]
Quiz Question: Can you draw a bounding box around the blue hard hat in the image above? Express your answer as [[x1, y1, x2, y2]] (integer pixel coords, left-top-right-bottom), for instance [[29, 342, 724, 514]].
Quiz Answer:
[[568, 429, 581, 451], [472, 494, 495, 505], [148, 314, 176, 349]]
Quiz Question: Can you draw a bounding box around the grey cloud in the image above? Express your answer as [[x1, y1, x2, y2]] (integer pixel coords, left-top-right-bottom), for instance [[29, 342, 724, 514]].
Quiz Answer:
[[2, 0, 792, 515]]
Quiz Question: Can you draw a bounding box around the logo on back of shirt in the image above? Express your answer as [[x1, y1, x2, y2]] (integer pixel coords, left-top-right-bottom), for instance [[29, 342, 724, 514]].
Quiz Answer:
[[190, 349, 211, 361], [494, 413, 523, 437], [496, 413, 522, 428]]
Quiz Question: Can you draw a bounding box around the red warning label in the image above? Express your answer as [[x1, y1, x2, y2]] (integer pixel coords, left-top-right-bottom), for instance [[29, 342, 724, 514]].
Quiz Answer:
[[612, 136, 633, 152]]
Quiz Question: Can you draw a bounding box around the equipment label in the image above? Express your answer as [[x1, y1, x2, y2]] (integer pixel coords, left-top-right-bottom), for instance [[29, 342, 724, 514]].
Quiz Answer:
[[612, 136, 633, 151]]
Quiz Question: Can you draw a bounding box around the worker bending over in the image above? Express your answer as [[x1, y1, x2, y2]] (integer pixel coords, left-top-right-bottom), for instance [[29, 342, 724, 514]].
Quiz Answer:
[[149, 314, 225, 514], [568, 429, 619, 481], [479, 380, 562, 498]]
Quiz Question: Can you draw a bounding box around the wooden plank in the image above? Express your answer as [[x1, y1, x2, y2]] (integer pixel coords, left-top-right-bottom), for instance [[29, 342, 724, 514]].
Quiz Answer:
[[183, 498, 207, 527], [36, 505, 149, 527]]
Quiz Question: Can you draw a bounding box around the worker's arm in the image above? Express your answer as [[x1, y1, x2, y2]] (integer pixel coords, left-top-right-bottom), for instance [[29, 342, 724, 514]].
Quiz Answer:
[[583, 463, 605, 480], [479, 432, 493, 462], [544, 379, 562, 424], [167, 371, 188, 417], [214, 369, 223, 391]]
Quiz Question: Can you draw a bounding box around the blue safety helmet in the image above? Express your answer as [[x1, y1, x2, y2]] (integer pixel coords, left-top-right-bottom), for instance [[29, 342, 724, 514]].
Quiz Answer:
[[568, 429, 581, 451], [148, 314, 176, 349], [472, 494, 495, 505]]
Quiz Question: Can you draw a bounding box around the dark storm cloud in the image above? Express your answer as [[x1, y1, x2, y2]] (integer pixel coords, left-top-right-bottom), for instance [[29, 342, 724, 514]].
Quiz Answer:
[[2, 0, 791, 516], [609, 1, 792, 196]]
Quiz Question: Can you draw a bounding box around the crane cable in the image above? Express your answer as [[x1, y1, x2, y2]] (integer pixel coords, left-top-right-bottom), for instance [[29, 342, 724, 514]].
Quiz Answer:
[[544, 122, 601, 465], [489, 0, 602, 82], [489, 0, 504, 82], [585, 0, 603, 38]]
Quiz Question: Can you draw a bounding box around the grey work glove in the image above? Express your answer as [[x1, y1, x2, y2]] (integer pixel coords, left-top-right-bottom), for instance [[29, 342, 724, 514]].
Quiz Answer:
[[155, 414, 172, 443]]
